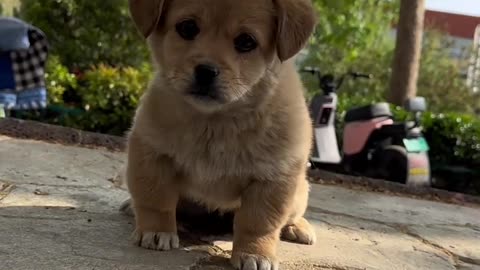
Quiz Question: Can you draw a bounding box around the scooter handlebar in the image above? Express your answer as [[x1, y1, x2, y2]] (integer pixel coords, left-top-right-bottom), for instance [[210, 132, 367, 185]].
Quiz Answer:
[[301, 67, 373, 93], [301, 66, 321, 75], [349, 72, 373, 79], [301, 68, 372, 79]]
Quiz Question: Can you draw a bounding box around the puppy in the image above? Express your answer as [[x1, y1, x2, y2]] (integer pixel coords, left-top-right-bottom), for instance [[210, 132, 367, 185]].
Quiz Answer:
[[126, 0, 317, 269]]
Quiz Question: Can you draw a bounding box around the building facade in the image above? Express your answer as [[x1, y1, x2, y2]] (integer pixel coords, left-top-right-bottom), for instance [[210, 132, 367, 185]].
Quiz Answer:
[[424, 10, 480, 92]]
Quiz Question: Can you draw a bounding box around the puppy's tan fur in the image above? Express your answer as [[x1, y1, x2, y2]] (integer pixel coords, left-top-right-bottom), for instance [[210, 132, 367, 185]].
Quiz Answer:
[[126, 0, 316, 269]]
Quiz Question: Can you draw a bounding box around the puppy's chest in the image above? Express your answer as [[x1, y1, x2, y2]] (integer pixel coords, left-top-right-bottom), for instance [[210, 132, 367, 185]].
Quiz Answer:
[[163, 120, 277, 180]]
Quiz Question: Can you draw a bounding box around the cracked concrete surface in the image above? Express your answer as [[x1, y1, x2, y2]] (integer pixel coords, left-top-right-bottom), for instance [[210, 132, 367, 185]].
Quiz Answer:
[[1, 135, 479, 270]]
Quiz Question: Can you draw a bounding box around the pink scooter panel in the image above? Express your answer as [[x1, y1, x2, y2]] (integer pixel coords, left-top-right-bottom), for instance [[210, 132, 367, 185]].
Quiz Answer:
[[343, 117, 393, 155]]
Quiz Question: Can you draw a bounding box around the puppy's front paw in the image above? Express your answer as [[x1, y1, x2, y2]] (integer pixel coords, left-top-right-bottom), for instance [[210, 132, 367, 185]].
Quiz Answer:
[[231, 253, 278, 270], [281, 217, 316, 245], [132, 230, 179, 251]]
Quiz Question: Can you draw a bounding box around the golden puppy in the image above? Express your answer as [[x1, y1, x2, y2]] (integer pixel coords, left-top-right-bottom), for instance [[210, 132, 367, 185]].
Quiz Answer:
[[126, 0, 317, 269]]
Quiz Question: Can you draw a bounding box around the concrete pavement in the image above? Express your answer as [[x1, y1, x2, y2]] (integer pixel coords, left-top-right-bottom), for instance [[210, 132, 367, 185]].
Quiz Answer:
[[1, 135, 479, 270]]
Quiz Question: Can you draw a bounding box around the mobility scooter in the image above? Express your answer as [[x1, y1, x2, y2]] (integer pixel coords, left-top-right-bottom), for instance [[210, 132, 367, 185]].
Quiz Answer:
[[303, 67, 431, 186]]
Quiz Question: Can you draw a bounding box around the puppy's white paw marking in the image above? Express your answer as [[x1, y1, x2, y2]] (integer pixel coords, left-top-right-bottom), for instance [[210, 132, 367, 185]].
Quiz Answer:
[[133, 231, 179, 251], [232, 253, 278, 270]]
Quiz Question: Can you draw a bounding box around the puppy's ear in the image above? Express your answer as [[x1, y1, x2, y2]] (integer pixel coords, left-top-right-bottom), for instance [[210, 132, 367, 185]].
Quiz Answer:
[[274, 0, 317, 61], [128, 0, 166, 38]]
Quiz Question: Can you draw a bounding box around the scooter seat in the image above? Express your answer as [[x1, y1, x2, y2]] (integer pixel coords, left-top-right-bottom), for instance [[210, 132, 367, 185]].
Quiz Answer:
[[345, 102, 392, 123]]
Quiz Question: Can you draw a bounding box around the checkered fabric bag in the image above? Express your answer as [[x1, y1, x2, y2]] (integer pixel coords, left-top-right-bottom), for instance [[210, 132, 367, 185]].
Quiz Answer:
[[0, 18, 49, 110], [11, 29, 49, 93]]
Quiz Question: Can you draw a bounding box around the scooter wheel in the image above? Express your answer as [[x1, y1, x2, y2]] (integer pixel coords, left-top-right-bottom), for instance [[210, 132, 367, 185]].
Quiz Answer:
[[372, 145, 408, 184]]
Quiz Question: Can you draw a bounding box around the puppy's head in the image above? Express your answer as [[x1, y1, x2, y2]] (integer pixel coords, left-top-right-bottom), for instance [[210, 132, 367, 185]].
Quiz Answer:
[[129, 0, 316, 112]]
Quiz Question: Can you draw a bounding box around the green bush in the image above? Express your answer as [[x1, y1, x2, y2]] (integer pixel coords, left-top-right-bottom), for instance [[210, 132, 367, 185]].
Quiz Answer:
[[68, 64, 152, 135], [422, 112, 480, 168], [15, 60, 151, 135], [45, 55, 78, 105], [15, 0, 149, 70]]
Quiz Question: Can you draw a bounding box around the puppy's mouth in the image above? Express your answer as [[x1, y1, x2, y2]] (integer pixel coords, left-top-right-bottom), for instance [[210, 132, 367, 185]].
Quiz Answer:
[[186, 85, 224, 104]]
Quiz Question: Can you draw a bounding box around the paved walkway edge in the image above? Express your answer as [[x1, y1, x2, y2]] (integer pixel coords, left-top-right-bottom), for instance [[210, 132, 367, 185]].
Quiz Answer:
[[0, 118, 125, 151], [1, 117, 478, 207]]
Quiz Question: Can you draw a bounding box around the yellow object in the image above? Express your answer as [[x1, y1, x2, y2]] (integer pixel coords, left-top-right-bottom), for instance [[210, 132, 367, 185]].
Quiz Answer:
[[410, 167, 428, 176]]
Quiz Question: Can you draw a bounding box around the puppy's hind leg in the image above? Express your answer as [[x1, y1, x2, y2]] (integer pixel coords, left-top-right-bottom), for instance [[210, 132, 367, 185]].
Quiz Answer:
[[119, 198, 134, 217], [281, 217, 316, 245], [281, 177, 316, 245], [126, 135, 181, 251]]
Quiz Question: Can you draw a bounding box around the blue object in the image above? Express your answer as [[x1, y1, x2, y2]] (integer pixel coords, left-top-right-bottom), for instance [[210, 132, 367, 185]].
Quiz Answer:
[[16, 87, 47, 109], [0, 90, 16, 109], [0, 51, 16, 91], [0, 17, 31, 51], [0, 88, 47, 110]]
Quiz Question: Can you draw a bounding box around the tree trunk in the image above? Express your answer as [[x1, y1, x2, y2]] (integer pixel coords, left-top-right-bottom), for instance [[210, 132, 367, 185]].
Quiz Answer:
[[388, 0, 426, 106]]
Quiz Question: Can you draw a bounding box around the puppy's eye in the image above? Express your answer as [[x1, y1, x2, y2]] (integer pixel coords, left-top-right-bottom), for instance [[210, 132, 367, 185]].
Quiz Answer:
[[234, 33, 258, 53], [176, 19, 200, 40]]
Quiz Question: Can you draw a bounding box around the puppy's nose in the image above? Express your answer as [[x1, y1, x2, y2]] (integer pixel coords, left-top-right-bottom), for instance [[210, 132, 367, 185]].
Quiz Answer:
[[195, 64, 220, 86]]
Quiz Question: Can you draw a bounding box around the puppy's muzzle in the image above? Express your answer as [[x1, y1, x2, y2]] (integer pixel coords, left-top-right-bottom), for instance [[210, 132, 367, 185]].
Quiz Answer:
[[189, 64, 220, 100]]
